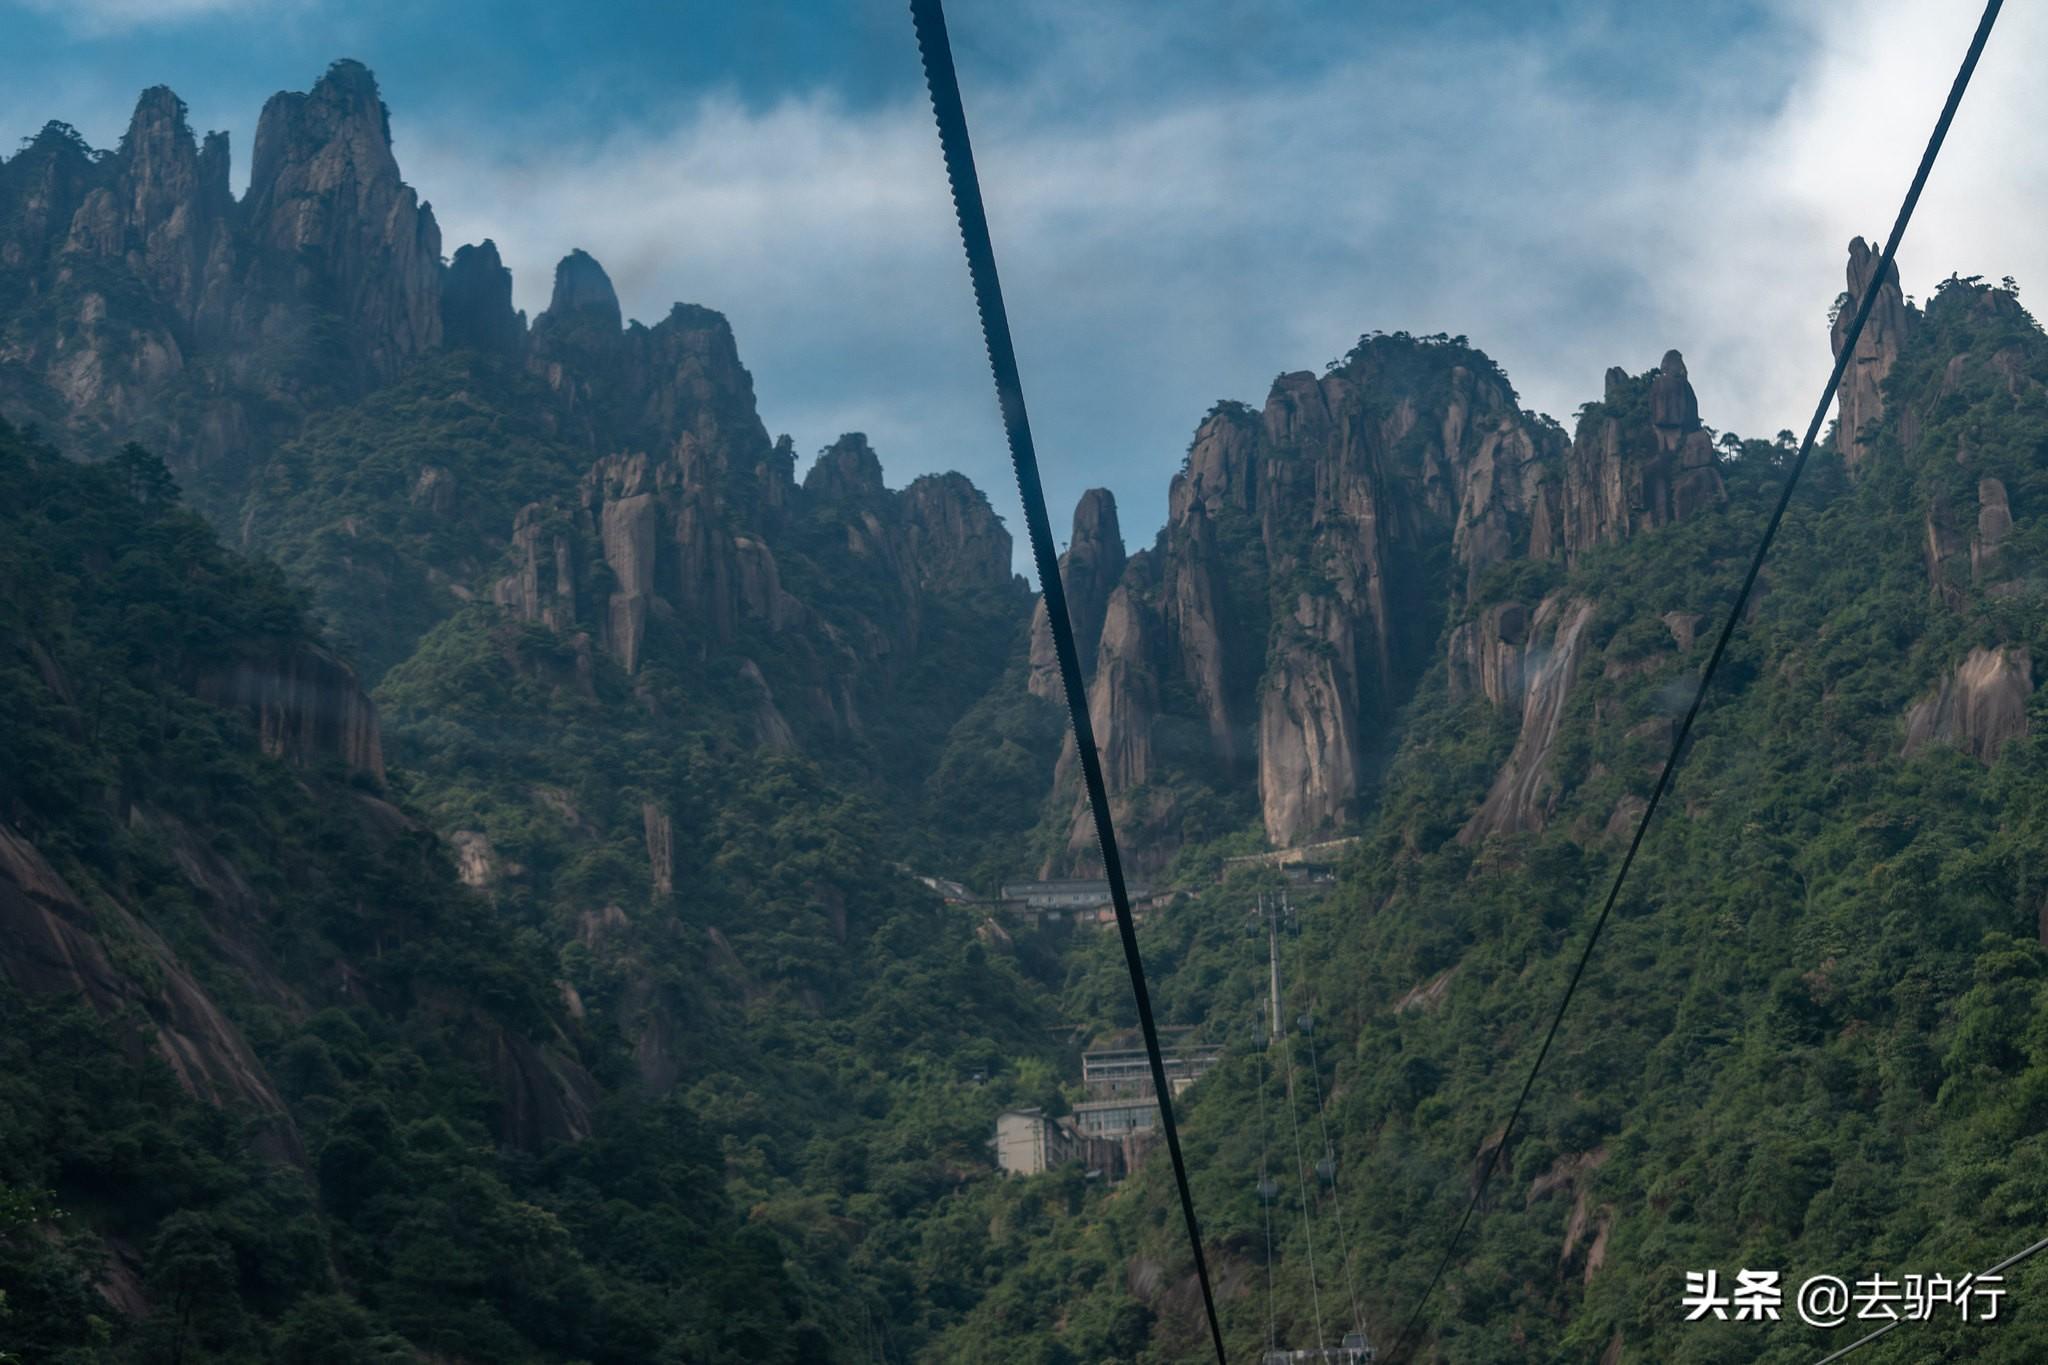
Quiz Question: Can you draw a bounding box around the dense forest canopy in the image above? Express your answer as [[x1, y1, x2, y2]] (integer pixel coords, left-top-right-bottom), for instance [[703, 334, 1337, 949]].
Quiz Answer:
[[2, 55, 2047, 1365]]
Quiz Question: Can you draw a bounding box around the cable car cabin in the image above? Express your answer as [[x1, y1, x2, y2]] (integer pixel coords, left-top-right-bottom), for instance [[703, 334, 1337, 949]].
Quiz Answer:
[[1261, 1337, 1374, 1365]]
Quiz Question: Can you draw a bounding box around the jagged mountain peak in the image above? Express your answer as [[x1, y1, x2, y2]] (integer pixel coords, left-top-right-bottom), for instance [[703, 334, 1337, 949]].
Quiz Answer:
[[240, 59, 443, 386], [443, 239, 526, 357], [121, 85, 192, 145], [12, 118, 99, 163], [108, 84, 231, 216], [1027, 486, 1127, 703], [1834, 235, 1910, 467], [899, 470, 1015, 591], [1650, 348, 1701, 431], [0, 61, 783, 488], [804, 431, 887, 502], [544, 247, 624, 329], [1071, 485, 1122, 547], [1172, 406, 1257, 523], [249, 58, 398, 204]]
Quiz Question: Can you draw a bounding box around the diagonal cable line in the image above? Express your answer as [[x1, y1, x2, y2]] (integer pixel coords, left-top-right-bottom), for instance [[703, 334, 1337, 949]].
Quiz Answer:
[[1258, 1017, 1279, 1356], [906, 2, 1228, 1361], [1282, 1004, 1330, 1351], [1304, 997, 1371, 1344], [1810, 1231, 2048, 1363], [1385, 3, 2005, 1358]]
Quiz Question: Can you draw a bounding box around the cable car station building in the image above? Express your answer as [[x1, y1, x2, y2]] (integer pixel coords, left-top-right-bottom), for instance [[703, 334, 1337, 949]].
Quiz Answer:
[[990, 1038, 1221, 1180]]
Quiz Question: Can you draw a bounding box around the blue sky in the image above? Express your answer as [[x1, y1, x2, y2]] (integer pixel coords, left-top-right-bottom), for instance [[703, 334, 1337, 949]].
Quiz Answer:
[[5, 1, 2044, 569]]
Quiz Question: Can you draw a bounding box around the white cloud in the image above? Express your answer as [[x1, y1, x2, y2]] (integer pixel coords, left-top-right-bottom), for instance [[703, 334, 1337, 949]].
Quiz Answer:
[[4, 0, 285, 38], [1607, 0, 2048, 451], [402, 0, 2047, 568]]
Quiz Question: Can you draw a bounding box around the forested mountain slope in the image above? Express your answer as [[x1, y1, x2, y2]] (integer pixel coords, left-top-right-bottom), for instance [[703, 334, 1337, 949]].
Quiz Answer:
[[0, 419, 1078, 1362], [950, 274, 2048, 1363], [0, 63, 1078, 1363], [5, 53, 2048, 1365]]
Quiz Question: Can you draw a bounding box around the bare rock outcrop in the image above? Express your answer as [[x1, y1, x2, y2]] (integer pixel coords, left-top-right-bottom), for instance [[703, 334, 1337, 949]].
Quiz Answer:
[[524, 249, 626, 412], [1924, 486, 1970, 608], [527, 250, 778, 471], [1259, 593, 1367, 844], [1247, 351, 1567, 846], [1924, 476, 2018, 607], [243, 59, 444, 382], [0, 826, 294, 1137], [1082, 584, 1161, 794], [1028, 488, 1126, 701], [738, 658, 797, 751], [1973, 476, 2013, 584], [198, 642, 386, 779], [897, 471, 1013, 592], [1454, 395, 1565, 594], [1047, 564, 1170, 873], [495, 503, 579, 630], [67, 86, 236, 337], [489, 393, 1010, 754], [1831, 236, 1908, 468], [1044, 337, 1703, 857], [450, 830, 497, 889], [442, 238, 526, 358], [1, 121, 106, 275], [491, 1023, 598, 1147], [1460, 597, 1598, 843], [1548, 353, 1724, 567], [1, 63, 483, 483], [802, 429, 887, 505], [1903, 645, 2032, 764], [1448, 602, 1532, 707], [587, 452, 662, 672], [1164, 504, 1241, 766], [1663, 611, 1706, 651], [642, 801, 674, 898], [1170, 404, 1259, 521]]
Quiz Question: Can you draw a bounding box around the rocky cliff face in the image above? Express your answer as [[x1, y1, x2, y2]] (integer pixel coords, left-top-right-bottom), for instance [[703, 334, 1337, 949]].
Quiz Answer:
[[0, 62, 782, 513], [442, 239, 526, 358], [1458, 597, 1599, 842], [0, 824, 291, 1133], [1038, 335, 1725, 865], [1447, 602, 1531, 707], [493, 389, 1014, 745], [1544, 352, 1725, 567], [1027, 487, 1127, 702], [197, 641, 386, 778], [1832, 236, 1909, 467], [242, 59, 443, 384], [68, 88, 236, 336], [0, 62, 464, 487], [1903, 645, 2032, 764], [1, 63, 1028, 772]]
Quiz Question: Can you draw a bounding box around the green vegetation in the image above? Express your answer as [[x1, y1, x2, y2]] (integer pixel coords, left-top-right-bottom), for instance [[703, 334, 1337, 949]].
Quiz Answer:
[[240, 354, 595, 682], [0, 418, 1076, 1361], [9, 249, 2048, 1365], [945, 277, 2048, 1362]]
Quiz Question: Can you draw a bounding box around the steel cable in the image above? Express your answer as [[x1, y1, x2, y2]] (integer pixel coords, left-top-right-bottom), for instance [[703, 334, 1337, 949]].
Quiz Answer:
[[1304, 996, 1370, 1345], [1282, 1003, 1329, 1351], [907, 2, 1228, 1359]]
